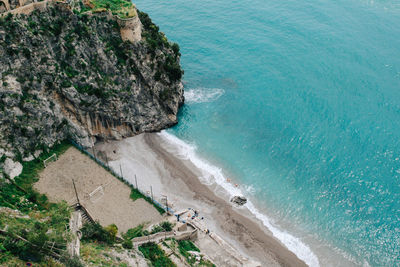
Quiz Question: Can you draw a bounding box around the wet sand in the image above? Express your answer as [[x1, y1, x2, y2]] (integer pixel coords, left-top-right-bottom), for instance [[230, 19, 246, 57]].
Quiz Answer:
[[96, 133, 307, 267]]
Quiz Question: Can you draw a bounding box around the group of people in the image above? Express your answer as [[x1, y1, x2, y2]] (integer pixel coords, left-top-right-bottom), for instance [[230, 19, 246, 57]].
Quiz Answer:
[[226, 178, 239, 187], [175, 208, 211, 235], [175, 208, 204, 221]]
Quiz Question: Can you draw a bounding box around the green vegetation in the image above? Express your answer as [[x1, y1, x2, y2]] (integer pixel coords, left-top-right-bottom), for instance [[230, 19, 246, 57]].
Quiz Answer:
[[123, 224, 147, 239], [122, 221, 173, 241], [0, 141, 86, 266], [105, 35, 128, 66], [0, 141, 71, 212], [138, 10, 169, 53], [0, 138, 135, 266], [177, 240, 215, 267], [0, 202, 71, 264], [74, 83, 111, 99], [89, 0, 136, 19], [13, 142, 71, 206], [122, 238, 133, 249], [104, 224, 118, 242], [177, 239, 199, 265], [160, 221, 173, 231], [80, 241, 131, 266], [0, 254, 65, 267], [151, 221, 173, 234], [178, 240, 200, 253], [0, 4, 187, 264], [137, 10, 183, 83], [139, 242, 176, 267], [164, 54, 183, 82], [81, 222, 117, 245], [129, 187, 165, 214]]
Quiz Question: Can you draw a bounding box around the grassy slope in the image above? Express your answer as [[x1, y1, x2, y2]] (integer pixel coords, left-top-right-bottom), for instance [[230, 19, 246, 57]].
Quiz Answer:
[[0, 142, 73, 266], [89, 0, 136, 18], [139, 242, 176, 267], [0, 141, 71, 211]]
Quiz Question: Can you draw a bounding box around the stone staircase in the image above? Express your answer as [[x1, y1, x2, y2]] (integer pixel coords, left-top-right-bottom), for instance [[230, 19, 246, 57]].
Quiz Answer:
[[70, 202, 95, 224]]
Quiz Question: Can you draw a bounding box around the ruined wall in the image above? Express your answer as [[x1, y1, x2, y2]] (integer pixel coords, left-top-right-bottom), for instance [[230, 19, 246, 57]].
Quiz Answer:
[[0, 0, 52, 16], [117, 9, 142, 43], [0, 0, 10, 12]]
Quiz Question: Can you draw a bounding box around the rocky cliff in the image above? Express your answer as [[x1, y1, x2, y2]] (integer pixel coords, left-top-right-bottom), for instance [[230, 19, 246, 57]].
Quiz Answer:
[[0, 2, 184, 167]]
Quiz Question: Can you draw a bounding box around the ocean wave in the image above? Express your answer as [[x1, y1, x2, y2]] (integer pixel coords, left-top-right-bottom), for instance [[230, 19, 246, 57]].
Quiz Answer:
[[184, 87, 225, 103], [158, 131, 320, 267]]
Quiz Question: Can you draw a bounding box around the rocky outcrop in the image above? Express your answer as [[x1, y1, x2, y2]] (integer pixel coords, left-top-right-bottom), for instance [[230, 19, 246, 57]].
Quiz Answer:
[[3, 158, 22, 179], [0, 2, 184, 160], [231, 196, 247, 206]]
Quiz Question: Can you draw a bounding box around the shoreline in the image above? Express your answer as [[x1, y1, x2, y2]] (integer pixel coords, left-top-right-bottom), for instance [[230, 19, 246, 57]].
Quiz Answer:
[[96, 133, 308, 266]]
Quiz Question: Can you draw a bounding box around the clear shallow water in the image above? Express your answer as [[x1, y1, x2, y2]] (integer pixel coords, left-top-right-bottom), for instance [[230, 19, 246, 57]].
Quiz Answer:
[[133, 0, 400, 266]]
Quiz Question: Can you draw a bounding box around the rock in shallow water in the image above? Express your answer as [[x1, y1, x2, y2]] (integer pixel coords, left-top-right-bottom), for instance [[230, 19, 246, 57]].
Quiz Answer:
[[231, 196, 247, 206]]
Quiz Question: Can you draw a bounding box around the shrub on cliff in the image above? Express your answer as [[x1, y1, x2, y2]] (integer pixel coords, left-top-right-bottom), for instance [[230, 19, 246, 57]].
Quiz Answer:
[[81, 222, 115, 244], [104, 223, 118, 243], [122, 238, 133, 249], [139, 242, 176, 267], [138, 10, 170, 53], [171, 43, 181, 57], [123, 224, 145, 239], [0, 201, 71, 263], [60, 254, 85, 267], [164, 54, 182, 82], [160, 221, 173, 231], [137, 11, 184, 82]]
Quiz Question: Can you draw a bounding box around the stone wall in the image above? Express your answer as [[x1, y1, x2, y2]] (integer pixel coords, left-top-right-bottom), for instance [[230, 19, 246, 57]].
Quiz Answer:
[[117, 9, 142, 43], [0, 0, 37, 14], [0, 0, 10, 12], [0, 0, 51, 16], [0, 0, 142, 45]]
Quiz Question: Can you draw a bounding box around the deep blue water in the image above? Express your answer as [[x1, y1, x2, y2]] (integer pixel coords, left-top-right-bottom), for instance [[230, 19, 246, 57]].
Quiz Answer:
[[133, 0, 400, 265]]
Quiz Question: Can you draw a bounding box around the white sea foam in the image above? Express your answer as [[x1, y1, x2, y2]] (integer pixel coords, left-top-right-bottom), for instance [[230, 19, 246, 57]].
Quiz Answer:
[[158, 130, 320, 267], [184, 87, 225, 103]]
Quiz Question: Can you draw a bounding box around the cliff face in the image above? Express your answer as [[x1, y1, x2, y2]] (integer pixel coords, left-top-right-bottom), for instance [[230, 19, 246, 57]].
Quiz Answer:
[[0, 3, 184, 162]]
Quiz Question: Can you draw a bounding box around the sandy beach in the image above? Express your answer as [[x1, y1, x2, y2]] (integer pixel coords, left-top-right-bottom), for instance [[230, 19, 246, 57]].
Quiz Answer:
[[95, 133, 307, 267]]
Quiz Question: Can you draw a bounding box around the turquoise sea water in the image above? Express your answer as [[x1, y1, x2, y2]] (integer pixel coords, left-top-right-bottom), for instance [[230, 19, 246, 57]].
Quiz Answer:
[[133, 0, 400, 266]]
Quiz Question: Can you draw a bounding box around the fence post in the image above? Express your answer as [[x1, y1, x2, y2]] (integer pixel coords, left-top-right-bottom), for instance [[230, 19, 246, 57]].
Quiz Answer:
[[72, 179, 80, 205], [92, 146, 96, 159], [166, 196, 168, 213], [135, 174, 138, 189], [119, 164, 123, 178], [150, 186, 153, 202], [161, 195, 168, 214]]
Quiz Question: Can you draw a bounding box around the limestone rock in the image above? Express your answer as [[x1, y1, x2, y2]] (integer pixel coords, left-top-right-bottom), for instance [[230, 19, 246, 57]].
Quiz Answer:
[[231, 196, 247, 206], [34, 150, 42, 158], [0, 3, 184, 160], [4, 158, 23, 179], [23, 155, 34, 161]]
